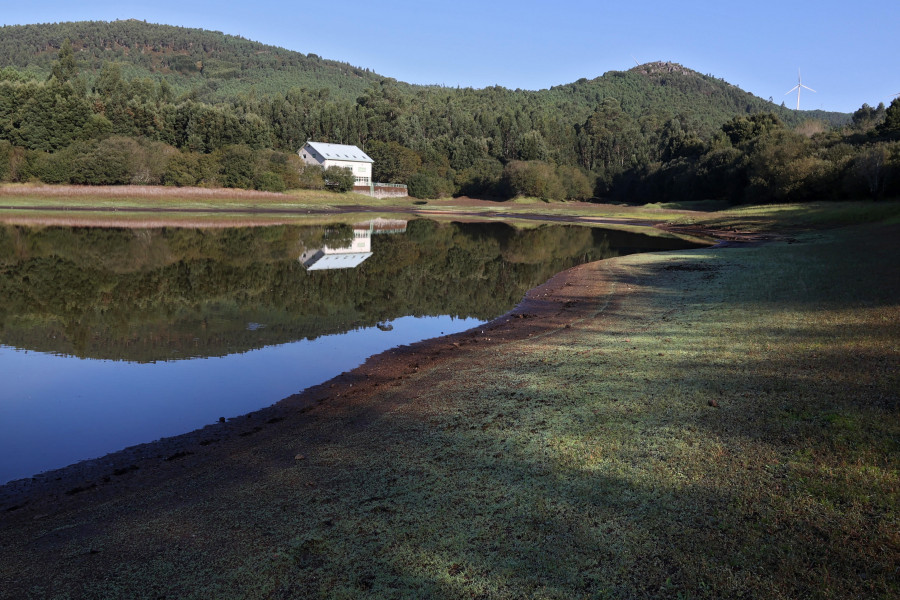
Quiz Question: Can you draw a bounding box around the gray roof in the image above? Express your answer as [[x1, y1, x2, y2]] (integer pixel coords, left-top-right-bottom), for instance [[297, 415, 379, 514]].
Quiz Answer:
[[302, 251, 373, 270], [304, 141, 374, 163]]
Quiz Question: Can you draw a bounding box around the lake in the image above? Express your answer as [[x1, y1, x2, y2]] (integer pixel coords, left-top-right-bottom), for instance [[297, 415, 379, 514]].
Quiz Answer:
[[0, 219, 699, 484]]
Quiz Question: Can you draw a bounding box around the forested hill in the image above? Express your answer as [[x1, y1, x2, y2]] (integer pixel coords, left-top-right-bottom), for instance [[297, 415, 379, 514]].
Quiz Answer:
[[0, 20, 394, 102], [5, 20, 897, 204], [0, 20, 844, 128], [559, 62, 847, 129]]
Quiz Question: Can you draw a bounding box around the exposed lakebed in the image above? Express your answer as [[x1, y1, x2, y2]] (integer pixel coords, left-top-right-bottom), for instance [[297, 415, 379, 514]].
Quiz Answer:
[[0, 219, 699, 484]]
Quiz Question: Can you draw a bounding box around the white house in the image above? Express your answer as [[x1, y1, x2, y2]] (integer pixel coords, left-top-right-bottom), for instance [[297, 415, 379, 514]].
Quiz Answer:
[[298, 141, 373, 188]]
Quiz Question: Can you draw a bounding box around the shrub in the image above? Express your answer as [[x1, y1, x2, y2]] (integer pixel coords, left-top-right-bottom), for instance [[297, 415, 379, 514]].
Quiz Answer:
[[501, 160, 565, 201], [256, 150, 302, 190], [134, 141, 179, 185], [323, 166, 355, 192], [408, 172, 453, 199], [556, 165, 594, 200], [163, 151, 200, 187], [255, 171, 286, 192], [455, 158, 503, 197], [297, 164, 325, 190], [23, 149, 74, 184], [0, 140, 13, 181], [217, 145, 255, 189], [73, 138, 136, 185]]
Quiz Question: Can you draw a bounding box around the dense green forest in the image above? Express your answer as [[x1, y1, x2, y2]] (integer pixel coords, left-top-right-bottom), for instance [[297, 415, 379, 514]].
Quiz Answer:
[[0, 20, 898, 202]]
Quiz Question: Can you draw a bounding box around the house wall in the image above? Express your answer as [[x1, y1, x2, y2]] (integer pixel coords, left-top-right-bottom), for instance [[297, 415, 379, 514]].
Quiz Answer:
[[299, 144, 372, 185], [298, 146, 322, 167], [323, 159, 371, 184]]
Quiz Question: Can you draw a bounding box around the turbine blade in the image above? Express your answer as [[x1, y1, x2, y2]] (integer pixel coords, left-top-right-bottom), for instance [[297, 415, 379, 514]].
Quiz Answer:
[[785, 86, 800, 95], [801, 85, 816, 93]]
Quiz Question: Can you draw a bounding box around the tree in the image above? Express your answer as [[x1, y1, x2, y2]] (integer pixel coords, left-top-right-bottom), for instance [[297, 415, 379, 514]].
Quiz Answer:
[[501, 160, 565, 201], [722, 113, 783, 147], [50, 39, 78, 83], [367, 140, 421, 183], [851, 144, 890, 197], [297, 163, 325, 190], [878, 98, 900, 135], [518, 130, 549, 161], [323, 166, 355, 192], [746, 129, 817, 202], [851, 103, 886, 132], [408, 172, 453, 199], [217, 145, 256, 189], [578, 99, 639, 177]]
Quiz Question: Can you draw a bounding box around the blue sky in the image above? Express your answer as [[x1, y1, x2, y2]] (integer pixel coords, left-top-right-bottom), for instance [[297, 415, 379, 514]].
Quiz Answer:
[[1, 0, 897, 113]]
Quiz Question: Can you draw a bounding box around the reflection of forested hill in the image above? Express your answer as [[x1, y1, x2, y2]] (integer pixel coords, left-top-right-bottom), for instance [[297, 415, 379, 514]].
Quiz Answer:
[[0, 221, 700, 362]]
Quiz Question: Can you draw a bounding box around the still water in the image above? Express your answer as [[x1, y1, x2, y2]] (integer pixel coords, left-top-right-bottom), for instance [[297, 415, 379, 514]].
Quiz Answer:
[[0, 315, 480, 484], [0, 219, 699, 484]]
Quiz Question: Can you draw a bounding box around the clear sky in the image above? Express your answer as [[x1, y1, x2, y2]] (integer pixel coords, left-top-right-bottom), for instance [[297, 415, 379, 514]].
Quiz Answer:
[[1, 0, 897, 114]]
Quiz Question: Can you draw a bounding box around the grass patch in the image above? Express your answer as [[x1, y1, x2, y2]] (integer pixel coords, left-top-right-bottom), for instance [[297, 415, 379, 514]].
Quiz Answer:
[[642, 199, 732, 212], [675, 200, 900, 232]]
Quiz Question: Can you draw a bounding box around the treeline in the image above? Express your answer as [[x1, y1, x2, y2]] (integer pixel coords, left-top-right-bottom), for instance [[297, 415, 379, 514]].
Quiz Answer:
[[0, 24, 897, 202], [617, 106, 900, 203]]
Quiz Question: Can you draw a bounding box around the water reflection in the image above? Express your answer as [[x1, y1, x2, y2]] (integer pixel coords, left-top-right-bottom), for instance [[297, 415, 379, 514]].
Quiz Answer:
[[0, 219, 701, 483], [0, 315, 481, 484], [0, 219, 696, 362], [300, 219, 407, 270]]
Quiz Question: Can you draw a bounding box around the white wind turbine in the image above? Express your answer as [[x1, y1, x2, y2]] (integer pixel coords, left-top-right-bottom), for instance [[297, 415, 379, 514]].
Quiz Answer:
[[785, 70, 815, 110]]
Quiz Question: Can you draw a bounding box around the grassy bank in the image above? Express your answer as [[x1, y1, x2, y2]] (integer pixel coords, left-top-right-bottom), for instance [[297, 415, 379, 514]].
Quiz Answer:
[[672, 199, 900, 231], [0, 184, 696, 227], [245, 223, 895, 599], [1, 207, 896, 598]]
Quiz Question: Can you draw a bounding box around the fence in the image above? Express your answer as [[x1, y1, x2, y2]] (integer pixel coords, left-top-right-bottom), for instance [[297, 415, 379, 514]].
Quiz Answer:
[[353, 182, 409, 198]]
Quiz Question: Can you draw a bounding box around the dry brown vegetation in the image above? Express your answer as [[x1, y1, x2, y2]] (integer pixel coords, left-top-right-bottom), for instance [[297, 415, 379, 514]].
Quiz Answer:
[[0, 183, 289, 200]]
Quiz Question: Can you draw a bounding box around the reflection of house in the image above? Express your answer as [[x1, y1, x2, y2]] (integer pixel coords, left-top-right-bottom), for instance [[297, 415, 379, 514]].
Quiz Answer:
[[300, 219, 408, 270]]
